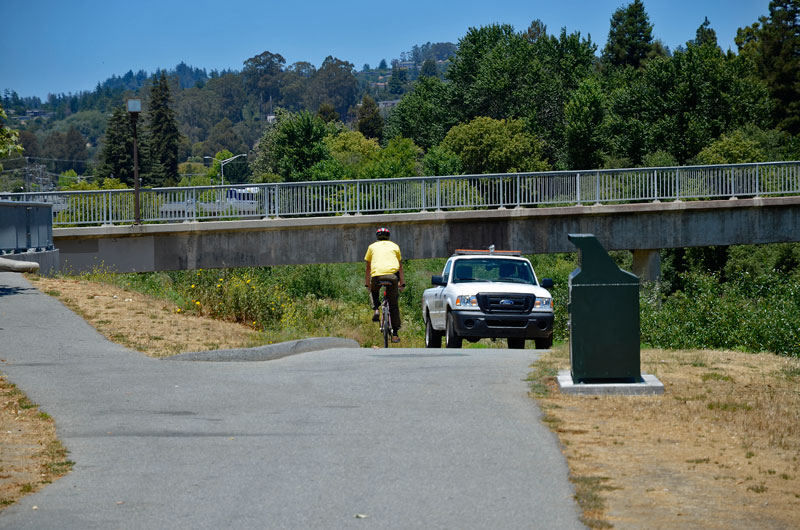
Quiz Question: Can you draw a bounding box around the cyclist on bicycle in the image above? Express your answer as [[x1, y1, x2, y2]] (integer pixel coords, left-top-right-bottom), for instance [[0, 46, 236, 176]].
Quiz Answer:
[[364, 227, 405, 343]]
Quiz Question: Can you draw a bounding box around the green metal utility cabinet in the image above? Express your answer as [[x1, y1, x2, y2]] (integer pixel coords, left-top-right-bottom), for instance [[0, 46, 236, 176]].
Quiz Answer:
[[568, 234, 641, 383]]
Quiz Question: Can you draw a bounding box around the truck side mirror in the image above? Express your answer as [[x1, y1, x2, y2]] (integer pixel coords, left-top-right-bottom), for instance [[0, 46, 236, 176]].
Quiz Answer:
[[431, 275, 446, 286], [540, 278, 554, 289]]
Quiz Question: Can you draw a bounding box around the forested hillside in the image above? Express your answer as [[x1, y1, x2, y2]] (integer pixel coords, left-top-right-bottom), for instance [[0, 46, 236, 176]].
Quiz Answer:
[[1, 0, 798, 191]]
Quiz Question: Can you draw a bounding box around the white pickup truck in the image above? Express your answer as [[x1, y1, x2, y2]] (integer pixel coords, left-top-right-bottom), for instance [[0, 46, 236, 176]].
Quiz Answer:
[[421, 249, 555, 349]]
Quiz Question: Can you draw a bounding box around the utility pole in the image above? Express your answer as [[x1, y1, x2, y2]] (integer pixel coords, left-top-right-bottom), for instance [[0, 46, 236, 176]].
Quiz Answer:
[[127, 98, 142, 224]]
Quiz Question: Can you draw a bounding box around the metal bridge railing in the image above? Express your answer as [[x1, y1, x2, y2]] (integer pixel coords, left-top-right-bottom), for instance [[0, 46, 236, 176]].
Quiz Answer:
[[2, 161, 798, 227]]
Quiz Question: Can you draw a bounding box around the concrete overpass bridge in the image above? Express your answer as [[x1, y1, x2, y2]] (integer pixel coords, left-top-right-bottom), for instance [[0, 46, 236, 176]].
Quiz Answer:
[[53, 196, 800, 282], [4, 161, 799, 280]]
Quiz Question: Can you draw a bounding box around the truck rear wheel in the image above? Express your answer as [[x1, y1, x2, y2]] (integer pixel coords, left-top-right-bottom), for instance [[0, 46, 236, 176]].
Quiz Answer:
[[425, 313, 443, 348], [535, 336, 553, 350]]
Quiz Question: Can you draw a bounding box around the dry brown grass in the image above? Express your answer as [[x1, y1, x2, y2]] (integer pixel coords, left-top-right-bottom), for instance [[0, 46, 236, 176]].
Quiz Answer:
[[31, 276, 263, 357], [530, 345, 800, 529], [0, 373, 73, 509]]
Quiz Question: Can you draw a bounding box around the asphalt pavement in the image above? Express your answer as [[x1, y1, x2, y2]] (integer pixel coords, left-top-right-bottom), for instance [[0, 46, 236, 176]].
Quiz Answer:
[[0, 272, 583, 529]]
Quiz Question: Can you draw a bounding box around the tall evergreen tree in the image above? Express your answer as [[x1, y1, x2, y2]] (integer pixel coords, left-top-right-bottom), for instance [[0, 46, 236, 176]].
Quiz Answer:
[[602, 0, 654, 69], [736, 0, 800, 134], [147, 71, 181, 186], [356, 95, 383, 140], [694, 17, 718, 48], [99, 106, 136, 185]]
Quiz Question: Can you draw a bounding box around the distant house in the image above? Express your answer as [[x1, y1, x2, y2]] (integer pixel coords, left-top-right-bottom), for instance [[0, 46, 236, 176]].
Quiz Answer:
[[397, 61, 416, 70]]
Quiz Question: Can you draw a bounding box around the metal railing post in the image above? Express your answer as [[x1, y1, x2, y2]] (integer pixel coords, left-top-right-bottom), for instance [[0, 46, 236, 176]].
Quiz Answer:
[[576, 173, 581, 204], [436, 178, 441, 210], [595, 171, 600, 204], [755, 164, 760, 197]]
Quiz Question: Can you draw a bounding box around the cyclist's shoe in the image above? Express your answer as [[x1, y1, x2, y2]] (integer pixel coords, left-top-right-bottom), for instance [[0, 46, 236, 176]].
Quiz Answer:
[[372, 310, 380, 322], [391, 335, 400, 343]]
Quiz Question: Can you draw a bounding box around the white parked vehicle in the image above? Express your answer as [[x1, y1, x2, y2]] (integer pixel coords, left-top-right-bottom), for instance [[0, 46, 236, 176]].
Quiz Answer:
[[422, 249, 555, 349]]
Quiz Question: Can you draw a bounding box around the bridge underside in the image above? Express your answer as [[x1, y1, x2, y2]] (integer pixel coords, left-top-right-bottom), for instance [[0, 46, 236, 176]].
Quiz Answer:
[[54, 197, 800, 282]]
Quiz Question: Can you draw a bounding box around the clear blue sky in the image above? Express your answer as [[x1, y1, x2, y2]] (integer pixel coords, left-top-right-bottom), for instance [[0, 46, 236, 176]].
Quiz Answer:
[[2, 0, 769, 100]]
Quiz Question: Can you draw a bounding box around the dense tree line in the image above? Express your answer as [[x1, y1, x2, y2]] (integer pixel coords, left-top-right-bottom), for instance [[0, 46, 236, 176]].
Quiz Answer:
[[2, 0, 799, 191]]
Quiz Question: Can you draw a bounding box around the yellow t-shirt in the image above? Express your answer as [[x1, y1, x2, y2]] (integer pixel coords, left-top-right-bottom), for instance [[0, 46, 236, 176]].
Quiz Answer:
[[364, 240, 402, 277]]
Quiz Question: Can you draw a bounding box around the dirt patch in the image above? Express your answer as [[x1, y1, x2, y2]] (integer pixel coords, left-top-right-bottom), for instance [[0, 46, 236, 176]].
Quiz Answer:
[[531, 346, 800, 529]]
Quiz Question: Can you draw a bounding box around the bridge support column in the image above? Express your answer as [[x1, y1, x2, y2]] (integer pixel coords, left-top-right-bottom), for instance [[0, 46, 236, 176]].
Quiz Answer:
[[632, 249, 661, 284]]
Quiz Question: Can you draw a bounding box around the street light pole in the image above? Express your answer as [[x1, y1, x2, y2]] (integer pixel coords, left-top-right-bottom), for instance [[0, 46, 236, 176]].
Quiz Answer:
[[204, 153, 247, 186], [126, 98, 142, 224]]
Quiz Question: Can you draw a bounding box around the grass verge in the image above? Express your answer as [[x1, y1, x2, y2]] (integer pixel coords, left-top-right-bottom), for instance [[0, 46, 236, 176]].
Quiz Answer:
[[528, 345, 800, 529]]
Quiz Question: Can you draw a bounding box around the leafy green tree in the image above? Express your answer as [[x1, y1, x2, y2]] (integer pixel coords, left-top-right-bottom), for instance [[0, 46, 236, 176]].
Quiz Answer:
[[63, 126, 89, 173], [360, 136, 422, 180], [243, 51, 286, 116], [695, 129, 767, 164], [98, 106, 136, 185], [356, 95, 383, 140], [603, 44, 772, 164], [531, 28, 598, 166], [0, 102, 22, 171], [447, 24, 533, 120], [203, 118, 248, 159], [41, 130, 68, 173], [602, 0, 654, 69], [384, 76, 458, 150], [422, 145, 462, 176], [378, 59, 388, 70], [735, 0, 800, 133], [306, 57, 358, 120], [419, 59, 438, 78], [251, 110, 331, 182], [440, 116, 550, 174], [147, 71, 181, 186], [445, 23, 596, 167], [316, 102, 340, 123], [18, 130, 39, 159], [281, 61, 315, 111], [641, 150, 678, 167], [321, 130, 380, 180], [564, 76, 606, 169]]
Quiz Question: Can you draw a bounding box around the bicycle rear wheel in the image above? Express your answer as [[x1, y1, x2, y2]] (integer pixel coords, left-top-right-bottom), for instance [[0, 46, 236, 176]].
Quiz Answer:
[[382, 302, 391, 348]]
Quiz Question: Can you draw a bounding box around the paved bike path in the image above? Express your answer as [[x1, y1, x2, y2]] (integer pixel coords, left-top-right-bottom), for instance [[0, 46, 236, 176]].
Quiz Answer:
[[0, 272, 582, 529]]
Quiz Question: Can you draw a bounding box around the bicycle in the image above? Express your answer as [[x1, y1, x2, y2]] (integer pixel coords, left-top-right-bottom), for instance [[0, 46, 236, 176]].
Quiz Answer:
[[378, 280, 393, 348]]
